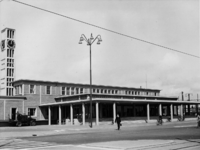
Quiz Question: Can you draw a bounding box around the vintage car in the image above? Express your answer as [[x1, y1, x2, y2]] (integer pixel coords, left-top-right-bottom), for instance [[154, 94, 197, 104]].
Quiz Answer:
[[16, 113, 36, 127]]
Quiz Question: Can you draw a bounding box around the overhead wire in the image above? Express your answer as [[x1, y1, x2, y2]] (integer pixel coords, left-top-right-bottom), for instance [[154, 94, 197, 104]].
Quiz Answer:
[[12, 0, 200, 59]]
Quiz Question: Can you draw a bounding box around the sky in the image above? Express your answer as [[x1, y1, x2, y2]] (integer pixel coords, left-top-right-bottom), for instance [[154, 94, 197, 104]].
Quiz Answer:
[[0, 0, 199, 99]]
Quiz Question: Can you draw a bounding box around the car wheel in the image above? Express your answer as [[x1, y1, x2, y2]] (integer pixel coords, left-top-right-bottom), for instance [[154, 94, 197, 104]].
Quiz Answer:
[[30, 121, 36, 126], [16, 122, 22, 127]]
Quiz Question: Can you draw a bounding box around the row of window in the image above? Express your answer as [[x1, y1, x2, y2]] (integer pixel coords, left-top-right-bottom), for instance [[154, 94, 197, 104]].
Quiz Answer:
[[6, 87, 13, 96], [61, 86, 159, 96], [7, 49, 14, 58], [7, 68, 14, 77], [30, 85, 51, 94], [14, 84, 159, 96], [6, 78, 14, 87], [7, 29, 14, 39]]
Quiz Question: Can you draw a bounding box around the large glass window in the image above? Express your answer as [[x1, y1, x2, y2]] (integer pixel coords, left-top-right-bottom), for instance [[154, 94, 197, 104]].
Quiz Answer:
[[30, 85, 35, 94], [28, 108, 36, 117]]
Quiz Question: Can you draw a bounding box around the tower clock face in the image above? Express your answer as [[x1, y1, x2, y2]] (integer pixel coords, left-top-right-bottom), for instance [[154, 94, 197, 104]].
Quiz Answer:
[[1, 40, 5, 50], [7, 40, 15, 49]]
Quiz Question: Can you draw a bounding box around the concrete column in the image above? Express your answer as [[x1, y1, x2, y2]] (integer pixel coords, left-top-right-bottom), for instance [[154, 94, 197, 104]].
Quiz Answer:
[[70, 104, 73, 125], [82, 103, 85, 125], [170, 104, 173, 121], [100, 104, 103, 118], [147, 103, 150, 121], [159, 104, 162, 116], [22, 100, 24, 114], [59, 105, 61, 125], [48, 106, 51, 125], [113, 103, 116, 124], [96, 102, 99, 125], [180, 104, 183, 117]]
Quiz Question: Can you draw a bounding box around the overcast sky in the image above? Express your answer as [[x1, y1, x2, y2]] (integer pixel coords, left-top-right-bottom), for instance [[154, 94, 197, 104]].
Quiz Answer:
[[0, 0, 199, 99]]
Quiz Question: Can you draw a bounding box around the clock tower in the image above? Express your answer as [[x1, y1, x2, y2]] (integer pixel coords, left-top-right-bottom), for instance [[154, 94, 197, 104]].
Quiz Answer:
[[0, 28, 15, 96]]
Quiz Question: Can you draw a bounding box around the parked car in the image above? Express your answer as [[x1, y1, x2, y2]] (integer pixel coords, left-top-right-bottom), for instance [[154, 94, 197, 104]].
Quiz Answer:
[[16, 113, 36, 127]]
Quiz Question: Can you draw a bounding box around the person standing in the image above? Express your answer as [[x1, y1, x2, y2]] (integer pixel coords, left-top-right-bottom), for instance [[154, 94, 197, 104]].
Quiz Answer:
[[115, 114, 121, 130]]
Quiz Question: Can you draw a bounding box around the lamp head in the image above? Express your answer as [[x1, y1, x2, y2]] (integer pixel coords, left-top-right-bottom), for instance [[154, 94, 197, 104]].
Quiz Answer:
[[79, 37, 83, 44], [97, 40, 100, 45], [98, 36, 102, 42], [90, 34, 94, 40]]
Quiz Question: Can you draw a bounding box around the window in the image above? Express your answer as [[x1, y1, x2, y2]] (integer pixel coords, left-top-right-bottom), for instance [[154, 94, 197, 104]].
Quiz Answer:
[[15, 85, 22, 95], [104, 89, 107, 94], [66, 87, 70, 95], [46, 86, 51, 95], [61, 87, 65, 95], [80, 88, 83, 94], [30, 85, 35, 94], [71, 87, 74, 95], [76, 88, 79, 94], [101, 89, 103, 94], [28, 108, 36, 117]]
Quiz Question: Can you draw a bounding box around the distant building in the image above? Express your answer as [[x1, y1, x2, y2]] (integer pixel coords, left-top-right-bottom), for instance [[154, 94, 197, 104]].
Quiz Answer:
[[0, 28, 199, 126]]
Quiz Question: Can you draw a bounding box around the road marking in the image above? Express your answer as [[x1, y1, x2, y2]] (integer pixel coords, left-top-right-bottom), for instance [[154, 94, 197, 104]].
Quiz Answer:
[[174, 125, 196, 128], [76, 145, 121, 150], [54, 129, 65, 132]]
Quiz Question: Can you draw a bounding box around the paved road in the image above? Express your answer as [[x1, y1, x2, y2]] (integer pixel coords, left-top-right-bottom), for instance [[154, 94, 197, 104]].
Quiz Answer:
[[0, 120, 200, 149]]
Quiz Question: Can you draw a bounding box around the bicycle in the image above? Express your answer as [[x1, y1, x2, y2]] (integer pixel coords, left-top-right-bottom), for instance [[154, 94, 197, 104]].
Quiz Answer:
[[157, 119, 163, 125], [177, 115, 185, 121]]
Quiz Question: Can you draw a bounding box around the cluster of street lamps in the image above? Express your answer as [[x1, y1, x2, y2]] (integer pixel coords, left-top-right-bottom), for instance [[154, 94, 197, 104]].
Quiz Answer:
[[79, 34, 102, 128]]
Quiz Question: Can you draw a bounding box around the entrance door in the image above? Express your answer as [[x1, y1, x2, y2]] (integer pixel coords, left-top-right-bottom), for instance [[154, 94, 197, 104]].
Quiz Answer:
[[11, 108, 17, 120]]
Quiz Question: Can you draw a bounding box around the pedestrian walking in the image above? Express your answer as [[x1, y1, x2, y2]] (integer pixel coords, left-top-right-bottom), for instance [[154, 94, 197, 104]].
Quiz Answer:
[[115, 114, 121, 130]]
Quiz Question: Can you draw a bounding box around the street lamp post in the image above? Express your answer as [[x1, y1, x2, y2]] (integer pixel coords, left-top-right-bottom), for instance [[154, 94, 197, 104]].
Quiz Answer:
[[79, 34, 102, 128]]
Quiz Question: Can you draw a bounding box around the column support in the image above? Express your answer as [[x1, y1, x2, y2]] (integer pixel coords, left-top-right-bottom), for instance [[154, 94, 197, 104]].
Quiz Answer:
[[113, 102, 116, 124], [170, 104, 173, 121], [48, 106, 51, 125], [180, 104, 183, 117], [159, 104, 162, 116], [96, 102, 99, 125], [59, 105, 61, 125], [70, 104, 73, 125], [147, 103, 150, 122], [82, 103, 85, 125]]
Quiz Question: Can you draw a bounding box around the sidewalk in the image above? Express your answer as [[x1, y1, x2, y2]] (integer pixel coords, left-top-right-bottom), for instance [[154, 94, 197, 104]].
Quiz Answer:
[[0, 119, 199, 150]]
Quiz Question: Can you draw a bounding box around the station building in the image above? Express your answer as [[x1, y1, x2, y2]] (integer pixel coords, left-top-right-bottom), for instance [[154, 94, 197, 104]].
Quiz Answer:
[[0, 28, 199, 126]]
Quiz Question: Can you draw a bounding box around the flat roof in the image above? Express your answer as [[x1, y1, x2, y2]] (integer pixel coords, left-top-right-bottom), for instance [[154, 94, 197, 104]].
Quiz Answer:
[[40, 98, 200, 107], [13, 79, 161, 92], [55, 93, 178, 100]]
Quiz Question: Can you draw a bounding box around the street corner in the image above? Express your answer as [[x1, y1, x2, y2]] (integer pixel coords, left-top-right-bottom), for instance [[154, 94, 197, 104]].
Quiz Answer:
[[0, 138, 14, 147]]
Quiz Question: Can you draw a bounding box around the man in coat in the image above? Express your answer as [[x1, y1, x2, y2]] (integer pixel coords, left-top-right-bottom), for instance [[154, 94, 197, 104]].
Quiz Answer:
[[115, 114, 121, 130]]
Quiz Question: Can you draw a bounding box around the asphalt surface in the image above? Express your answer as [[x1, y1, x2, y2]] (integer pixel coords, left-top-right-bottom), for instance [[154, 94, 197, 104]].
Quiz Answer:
[[22, 121, 200, 144], [0, 119, 200, 149]]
